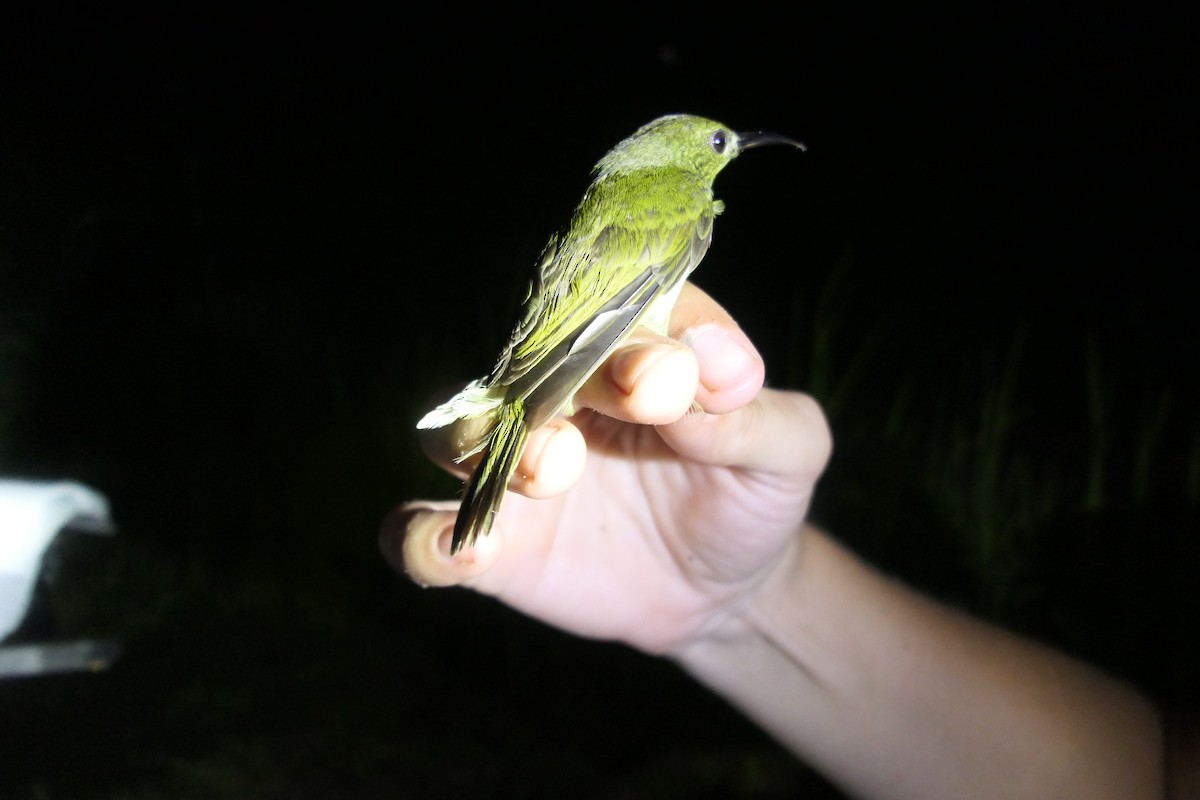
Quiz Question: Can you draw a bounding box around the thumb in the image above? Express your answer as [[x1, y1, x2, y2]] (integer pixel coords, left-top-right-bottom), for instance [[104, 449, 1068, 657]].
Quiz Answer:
[[379, 501, 504, 587]]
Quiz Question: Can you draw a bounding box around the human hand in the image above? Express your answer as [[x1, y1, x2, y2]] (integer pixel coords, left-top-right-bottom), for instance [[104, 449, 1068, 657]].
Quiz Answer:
[[380, 283, 832, 654]]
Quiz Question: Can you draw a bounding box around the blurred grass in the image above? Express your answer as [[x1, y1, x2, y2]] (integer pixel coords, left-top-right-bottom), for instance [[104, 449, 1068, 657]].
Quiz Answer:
[[795, 255, 1198, 710]]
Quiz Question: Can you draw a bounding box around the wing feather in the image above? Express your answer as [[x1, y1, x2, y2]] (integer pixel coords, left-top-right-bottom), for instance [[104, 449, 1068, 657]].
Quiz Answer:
[[486, 169, 716, 430]]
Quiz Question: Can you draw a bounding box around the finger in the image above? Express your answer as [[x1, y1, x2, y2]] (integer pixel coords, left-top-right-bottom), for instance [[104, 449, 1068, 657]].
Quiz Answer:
[[379, 501, 504, 587], [511, 416, 586, 498], [416, 416, 491, 480], [658, 388, 833, 481], [418, 397, 586, 493], [572, 281, 764, 424], [670, 283, 765, 415], [573, 333, 701, 424]]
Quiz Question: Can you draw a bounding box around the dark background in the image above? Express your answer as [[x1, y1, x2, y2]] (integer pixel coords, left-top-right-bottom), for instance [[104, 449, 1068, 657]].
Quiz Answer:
[[1, 8, 1195, 799]]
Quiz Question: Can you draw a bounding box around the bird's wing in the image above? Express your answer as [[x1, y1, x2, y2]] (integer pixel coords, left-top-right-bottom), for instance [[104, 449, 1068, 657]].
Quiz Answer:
[[491, 172, 716, 429]]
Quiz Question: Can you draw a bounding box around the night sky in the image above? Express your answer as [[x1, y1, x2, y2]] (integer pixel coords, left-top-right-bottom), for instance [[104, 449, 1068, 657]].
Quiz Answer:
[[1, 9, 1195, 799], [2, 13, 1192, 360]]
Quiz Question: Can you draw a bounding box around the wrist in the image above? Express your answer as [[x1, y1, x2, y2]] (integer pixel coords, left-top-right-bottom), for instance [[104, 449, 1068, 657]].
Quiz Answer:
[[666, 523, 892, 785], [669, 520, 816, 675]]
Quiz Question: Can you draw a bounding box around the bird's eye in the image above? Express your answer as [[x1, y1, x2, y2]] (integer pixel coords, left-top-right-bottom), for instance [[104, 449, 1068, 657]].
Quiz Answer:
[[710, 129, 727, 154]]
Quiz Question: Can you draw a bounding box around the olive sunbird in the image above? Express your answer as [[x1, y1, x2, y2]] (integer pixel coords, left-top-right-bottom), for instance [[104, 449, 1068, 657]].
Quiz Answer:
[[417, 114, 803, 553]]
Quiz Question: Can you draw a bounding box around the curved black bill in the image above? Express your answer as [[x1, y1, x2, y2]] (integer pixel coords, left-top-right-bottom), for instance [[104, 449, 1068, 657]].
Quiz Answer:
[[737, 131, 807, 151]]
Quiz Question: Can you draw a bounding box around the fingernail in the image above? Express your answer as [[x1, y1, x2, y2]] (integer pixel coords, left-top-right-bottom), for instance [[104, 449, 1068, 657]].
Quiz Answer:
[[379, 507, 451, 573], [438, 525, 458, 559], [609, 343, 663, 395], [685, 326, 756, 392]]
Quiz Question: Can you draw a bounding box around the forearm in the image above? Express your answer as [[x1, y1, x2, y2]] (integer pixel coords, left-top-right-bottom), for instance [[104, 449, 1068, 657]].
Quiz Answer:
[[673, 524, 1162, 800]]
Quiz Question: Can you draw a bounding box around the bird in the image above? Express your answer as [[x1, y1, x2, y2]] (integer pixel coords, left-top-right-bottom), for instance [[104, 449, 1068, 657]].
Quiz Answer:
[[417, 113, 804, 553]]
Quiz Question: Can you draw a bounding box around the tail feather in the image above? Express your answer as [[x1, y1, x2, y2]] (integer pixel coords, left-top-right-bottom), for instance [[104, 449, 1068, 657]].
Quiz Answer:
[[451, 402, 528, 553]]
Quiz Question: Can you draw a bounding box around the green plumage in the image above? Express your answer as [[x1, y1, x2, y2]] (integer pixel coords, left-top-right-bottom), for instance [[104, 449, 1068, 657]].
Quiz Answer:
[[417, 114, 803, 553]]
